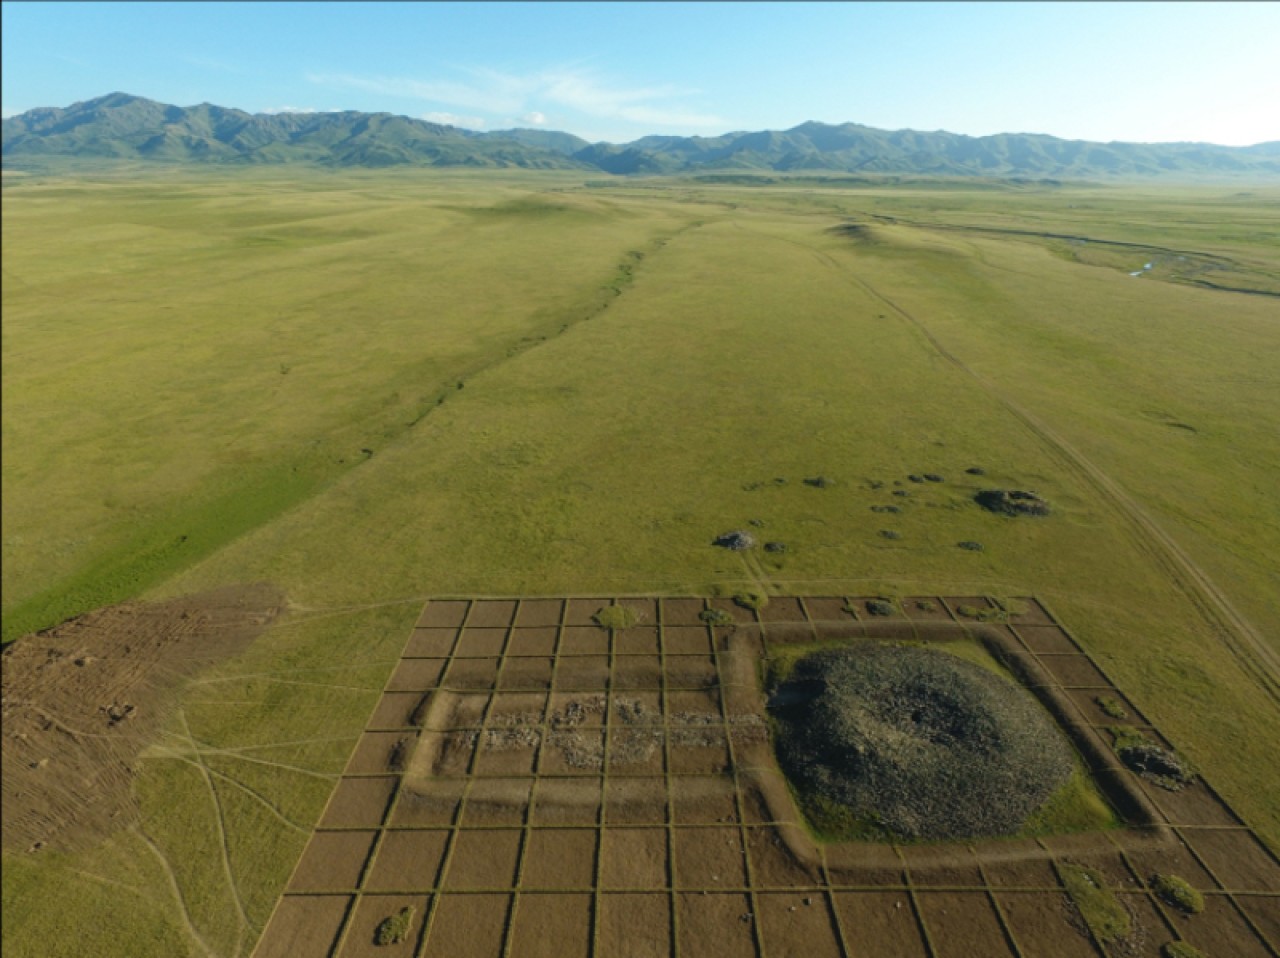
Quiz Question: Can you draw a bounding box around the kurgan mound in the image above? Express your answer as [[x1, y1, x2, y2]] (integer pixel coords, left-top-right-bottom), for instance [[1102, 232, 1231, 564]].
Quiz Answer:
[[975, 489, 1051, 517], [770, 644, 1074, 840]]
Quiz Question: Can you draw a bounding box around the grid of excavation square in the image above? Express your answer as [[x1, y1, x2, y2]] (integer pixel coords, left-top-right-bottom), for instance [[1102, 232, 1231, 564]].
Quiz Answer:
[[254, 596, 1280, 958]]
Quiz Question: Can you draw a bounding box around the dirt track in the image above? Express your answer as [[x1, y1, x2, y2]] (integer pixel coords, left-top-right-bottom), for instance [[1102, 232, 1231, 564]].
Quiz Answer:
[[1, 583, 283, 854], [804, 236, 1280, 708]]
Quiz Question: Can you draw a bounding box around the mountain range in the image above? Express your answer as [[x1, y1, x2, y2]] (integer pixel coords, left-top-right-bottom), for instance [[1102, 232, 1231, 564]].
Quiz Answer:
[[4, 92, 1278, 179]]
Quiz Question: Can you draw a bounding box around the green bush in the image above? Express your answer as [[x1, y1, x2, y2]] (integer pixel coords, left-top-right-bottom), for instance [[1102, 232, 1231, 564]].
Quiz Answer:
[[375, 906, 415, 946], [592, 605, 637, 630], [1152, 874, 1205, 914]]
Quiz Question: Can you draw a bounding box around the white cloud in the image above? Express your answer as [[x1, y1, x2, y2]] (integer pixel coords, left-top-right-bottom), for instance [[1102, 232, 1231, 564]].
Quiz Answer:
[[422, 111, 485, 129], [308, 66, 728, 132], [2, 107, 17, 119], [260, 106, 318, 115]]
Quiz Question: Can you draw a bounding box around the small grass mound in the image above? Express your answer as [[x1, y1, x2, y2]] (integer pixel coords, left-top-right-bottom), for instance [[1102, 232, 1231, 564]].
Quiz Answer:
[[592, 605, 637, 631], [733, 590, 769, 611], [1059, 861, 1132, 944], [375, 905, 416, 946], [1151, 874, 1205, 914], [699, 608, 734, 627], [1095, 695, 1129, 720], [770, 643, 1075, 839]]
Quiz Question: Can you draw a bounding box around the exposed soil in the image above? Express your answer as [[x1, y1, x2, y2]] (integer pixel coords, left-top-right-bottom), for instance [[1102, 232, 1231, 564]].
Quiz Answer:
[[831, 891, 929, 957], [1, 583, 282, 854], [755, 892, 845, 958], [915, 890, 1017, 957], [1184, 829, 1280, 891], [597, 893, 670, 957], [507, 893, 592, 958], [996, 891, 1100, 958], [423, 893, 510, 958], [254, 895, 352, 958]]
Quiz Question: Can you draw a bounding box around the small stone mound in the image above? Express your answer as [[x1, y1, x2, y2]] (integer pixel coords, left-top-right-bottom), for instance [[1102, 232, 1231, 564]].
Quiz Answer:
[[975, 489, 1051, 517], [1118, 741, 1194, 790], [764, 541, 787, 554], [771, 644, 1074, 839], [713, 530, 756, 550], [870, 505, 900, 514], [803, 476, 833, 488], [966, 467, 986, 475], [924, 473, 945, 483], [958, 540, 984, 552], [908, 474, 925, 483], [865, 599, 896, 616], [878, 530, 901, 540]]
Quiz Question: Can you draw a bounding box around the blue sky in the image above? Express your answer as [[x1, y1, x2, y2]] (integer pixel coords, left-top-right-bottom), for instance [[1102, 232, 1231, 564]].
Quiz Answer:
[[3, 2, 1278, 145]]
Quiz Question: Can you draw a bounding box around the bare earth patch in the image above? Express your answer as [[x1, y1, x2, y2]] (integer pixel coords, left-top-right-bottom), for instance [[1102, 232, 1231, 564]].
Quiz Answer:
[[1, 583, 283, 854]]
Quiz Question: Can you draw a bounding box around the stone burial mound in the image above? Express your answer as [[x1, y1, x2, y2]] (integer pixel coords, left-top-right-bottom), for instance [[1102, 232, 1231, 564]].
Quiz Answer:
[[975, 489, 1052, 517], [769, 643, 1074, 840]]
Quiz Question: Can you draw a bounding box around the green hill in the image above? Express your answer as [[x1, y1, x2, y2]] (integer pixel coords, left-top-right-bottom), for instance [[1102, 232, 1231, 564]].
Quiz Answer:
[[4, 93, 1278, 178]]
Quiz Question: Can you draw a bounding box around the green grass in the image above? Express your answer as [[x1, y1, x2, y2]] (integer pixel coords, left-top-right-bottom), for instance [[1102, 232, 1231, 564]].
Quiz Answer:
[[1161, 942, 1206, 958], [3, 168, 1278, 955], [592, 604, 638, 630], [733, 588, 769, 611], [1057, 861, 1132, 945], [1151, 874, 1206, 914]]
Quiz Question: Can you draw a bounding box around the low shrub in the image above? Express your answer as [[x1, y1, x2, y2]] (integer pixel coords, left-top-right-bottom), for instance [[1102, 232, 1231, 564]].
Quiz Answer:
[[592, 605, 637, 631], [1151, 874, 1205, 914], [1095, 695, 1129, 720], [375, 906, 416, 946]]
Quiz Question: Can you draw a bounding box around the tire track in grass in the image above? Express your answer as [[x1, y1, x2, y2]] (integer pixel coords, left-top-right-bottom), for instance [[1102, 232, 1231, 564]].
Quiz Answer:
[[136, 824, 220, 958], [827, 248, 1280, 708], [174, 708, 251, 957], [756, 222, 1278, 705]]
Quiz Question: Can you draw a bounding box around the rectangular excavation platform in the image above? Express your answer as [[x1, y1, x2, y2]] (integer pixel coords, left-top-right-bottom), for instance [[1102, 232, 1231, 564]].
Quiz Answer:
[[254, 596, 1280, 958]]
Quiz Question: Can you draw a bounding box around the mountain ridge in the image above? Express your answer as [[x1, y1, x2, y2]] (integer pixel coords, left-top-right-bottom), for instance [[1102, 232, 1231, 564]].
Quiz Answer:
[[4, 92, 1278, 178]]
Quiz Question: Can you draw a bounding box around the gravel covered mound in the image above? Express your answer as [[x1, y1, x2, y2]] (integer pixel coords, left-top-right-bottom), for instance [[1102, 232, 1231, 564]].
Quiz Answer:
[[771, 644, 1075, 840]]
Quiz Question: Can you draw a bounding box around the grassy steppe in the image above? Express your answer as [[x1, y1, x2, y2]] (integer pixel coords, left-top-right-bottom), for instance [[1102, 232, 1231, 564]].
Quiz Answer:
[[3, 169, 1277, 957]]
